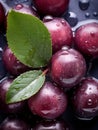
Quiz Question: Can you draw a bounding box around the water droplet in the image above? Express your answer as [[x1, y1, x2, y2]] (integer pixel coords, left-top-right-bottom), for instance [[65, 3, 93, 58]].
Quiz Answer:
[[64, 12, 78, 27], [93, 12, 98, 17], [85, 12, 90, 18], [90, 32, 95, 37], [43, 15, 53, 22], [79, 0, 90, 10], [56, 23, 60, 27], [85, 40, 89, 44], [15, 4, 23, 10], [60, 19, 66, 26], [87, 99, 92, 106], [61, 46, 69, 51]]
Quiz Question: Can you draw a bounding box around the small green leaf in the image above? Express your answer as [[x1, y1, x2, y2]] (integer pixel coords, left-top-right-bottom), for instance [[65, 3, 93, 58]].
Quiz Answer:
[[6, 70, 45, 103], [7, 10, 52, 68]]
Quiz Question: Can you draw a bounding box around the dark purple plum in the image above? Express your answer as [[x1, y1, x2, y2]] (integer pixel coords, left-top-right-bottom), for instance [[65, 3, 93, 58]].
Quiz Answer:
[[2, 46, 30, 76], [0, 2, 5, 26], [33, 119, 70, 130], [71, 77, 98, 120], [33, 0, 69, 16], [13, 4, 38, 17], [0, 77, 26, 114], [4, 4, 38, 31], [75, 22, 98, 58], [43, 16, 73, 53], [0, 116, 31, 130], [28, 81, 67, 119], [50, 47, 86, 89]]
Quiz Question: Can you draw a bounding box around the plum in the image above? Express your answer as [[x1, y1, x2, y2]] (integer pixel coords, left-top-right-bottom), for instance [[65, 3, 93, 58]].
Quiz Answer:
[[0, 2, 5, 26], [71, 77, 98, 120], [43, 16, 73, 53], [33, 0, 69, 16], [75, 22, 98, 58], [0, 116, 31, 130], [0, 77, 26, 114], [4, 4, 38, 31], [50, 47, 86, 90], [28, 81, 67, 119], [2, 46, 30, 76], [33, 119, 70, 130], [13, 4, 38, 17]]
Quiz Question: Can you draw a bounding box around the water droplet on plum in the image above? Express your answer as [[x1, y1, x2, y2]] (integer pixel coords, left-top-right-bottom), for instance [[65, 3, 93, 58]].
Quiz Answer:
[[87, 99, 92, 106]]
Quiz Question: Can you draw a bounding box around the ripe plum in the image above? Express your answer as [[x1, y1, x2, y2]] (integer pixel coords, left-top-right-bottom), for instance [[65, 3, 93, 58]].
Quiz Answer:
[[28, 81, 67, 119], [50, 47, 86, 89], [43, 16, 73, 53]]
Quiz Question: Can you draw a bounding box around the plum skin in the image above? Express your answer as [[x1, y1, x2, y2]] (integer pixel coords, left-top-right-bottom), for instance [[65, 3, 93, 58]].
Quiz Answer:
[[0, 77, 26, 114], [28, 81, 67, 119], [43, 17, 73, 53], [4, 4, 39, 31], [33, 0, 69, 16], [50, 47, 86, 89], [2, 46, 30, 76], [0, 116, 31, 130], [75, 22, 98, 57], [71, 77, 98, 120], [0, 3, 5, 26], [13, 4, 38, 17]]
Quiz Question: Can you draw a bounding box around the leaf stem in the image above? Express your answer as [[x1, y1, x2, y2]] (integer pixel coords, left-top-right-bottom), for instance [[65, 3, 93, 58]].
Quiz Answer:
[[42, 68, 49, 76]]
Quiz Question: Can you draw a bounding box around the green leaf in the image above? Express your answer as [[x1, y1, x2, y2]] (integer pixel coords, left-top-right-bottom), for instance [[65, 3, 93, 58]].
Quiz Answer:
[[7, 10, 52, 68], [6, 70, 45, 103]]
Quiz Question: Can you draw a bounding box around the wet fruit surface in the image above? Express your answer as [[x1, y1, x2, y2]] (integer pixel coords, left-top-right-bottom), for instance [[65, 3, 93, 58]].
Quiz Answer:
[[0, 0, 98, 130], [0, 77, 26, 114], [50, 48, 86, 89], [43, 17, 73, 53], [33, 119, 70, 130], [75, 22, 98, 57], [0, 116, 31, 130], [2, 46, 30, 76], [28, 81, 67, 119], [71, 77, 98, 120], [33, 0, 69, 16]]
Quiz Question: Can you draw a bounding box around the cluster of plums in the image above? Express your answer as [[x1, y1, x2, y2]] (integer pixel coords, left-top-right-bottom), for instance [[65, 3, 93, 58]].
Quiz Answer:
[[0, 0, 98, 129]]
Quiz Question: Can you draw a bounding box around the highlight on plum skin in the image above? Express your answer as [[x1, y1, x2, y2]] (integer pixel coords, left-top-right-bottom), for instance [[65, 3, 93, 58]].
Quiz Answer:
[[33, 0, 70, 16], [74, 22, 98, 58], [2, 46, 30, 76], [43, 16, 73, 53], [0, 77, 26, 114], [28, 81, 68, 119], [71, 77, 98, 120], [50, 47, 86, 90]]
